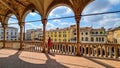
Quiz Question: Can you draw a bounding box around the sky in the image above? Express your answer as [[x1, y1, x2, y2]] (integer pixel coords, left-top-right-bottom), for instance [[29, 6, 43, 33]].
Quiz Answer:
[[7, 0, 120, 32]]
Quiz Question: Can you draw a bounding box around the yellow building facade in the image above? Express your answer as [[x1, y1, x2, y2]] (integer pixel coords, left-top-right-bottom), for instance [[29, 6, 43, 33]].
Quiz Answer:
[[108, 27, 120, 44], [46, 25, 76, 42], [46, 25, 107, 43]]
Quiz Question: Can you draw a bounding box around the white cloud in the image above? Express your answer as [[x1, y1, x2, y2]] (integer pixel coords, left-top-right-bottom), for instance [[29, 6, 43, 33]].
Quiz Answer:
[[29, 12, 37, 16], [49, 6, 73, 18], [82, 0, 111, 14], [25, 23, 42, 30], [65, 7, 73, 15], [109, 0, 120, 5], [46, 22, 57, 30], [53, 19, 61, 23], [99, 18, 120, 29], [60, 22, 75, 27], [81, 0, 120, 29]]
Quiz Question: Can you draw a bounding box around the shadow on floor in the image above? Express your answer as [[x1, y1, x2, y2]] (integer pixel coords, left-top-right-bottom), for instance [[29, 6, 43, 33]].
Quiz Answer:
[[83, 56, 115, 68], [0, 49, 68, 68]]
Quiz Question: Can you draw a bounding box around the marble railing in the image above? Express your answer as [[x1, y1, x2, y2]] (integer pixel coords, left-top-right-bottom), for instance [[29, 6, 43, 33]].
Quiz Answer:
[[50, 42, 120, 59], [0, 41, 120, 59], [49, 42, 77, 55], [23, 41, 43, 52], [80, 43, 120, 59]]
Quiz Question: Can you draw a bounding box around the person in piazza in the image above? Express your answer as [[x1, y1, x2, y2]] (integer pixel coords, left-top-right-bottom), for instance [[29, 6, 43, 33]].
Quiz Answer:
[[48, 37, 52, 53]]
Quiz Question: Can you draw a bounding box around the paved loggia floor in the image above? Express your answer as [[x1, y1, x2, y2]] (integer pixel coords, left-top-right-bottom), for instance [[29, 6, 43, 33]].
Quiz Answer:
[[0, 49, 120, 68]]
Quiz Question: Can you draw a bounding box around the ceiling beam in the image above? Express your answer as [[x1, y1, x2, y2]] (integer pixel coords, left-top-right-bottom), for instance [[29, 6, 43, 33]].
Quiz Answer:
[[0, 0, 16, 14]]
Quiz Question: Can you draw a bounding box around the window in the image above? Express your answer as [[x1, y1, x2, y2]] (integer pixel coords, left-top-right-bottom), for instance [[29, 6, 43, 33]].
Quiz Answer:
[[15, 32, 17, 35], [59, 32, 61, 34], [99, 38, 101, 42], [102, 37, 104, 42], [59, 39, 61, 42], [59, 35, 61, 37], [85, 37, 88, 41], [11, 32, 13, 35], [85, 32, 88, 35], [100, 32, 103, 34], [81, 37, 84, 41], [92, 32, 94, 34], [64, 39, 66, 42], [55, 39, 57, 42], [7, 32, 9, 35], [81, 32, 83, 35], [51, 35, 53, 37], [96, 37, 98, 42], [55, 35, 57, 37], [96, 32, 98, 34], [74, 33, 76, 35], [1, 32, 3, 35], [91, 37, 94, 42]]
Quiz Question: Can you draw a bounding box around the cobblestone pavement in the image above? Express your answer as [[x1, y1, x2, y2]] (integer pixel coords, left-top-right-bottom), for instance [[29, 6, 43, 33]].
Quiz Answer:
[[0, 49, 120, 68]]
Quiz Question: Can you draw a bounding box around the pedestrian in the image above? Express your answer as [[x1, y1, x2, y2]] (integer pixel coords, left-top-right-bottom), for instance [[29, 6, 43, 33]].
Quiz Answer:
[[48, 37, 52, 53]]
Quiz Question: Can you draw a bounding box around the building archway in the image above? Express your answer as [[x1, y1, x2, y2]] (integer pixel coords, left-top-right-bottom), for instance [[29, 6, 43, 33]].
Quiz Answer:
[[23, 10, 42, 41], [46, 6, 75, 42]]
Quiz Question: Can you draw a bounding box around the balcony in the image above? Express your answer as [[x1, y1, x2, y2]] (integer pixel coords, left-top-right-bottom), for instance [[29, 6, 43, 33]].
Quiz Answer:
[[0, 41, 120, 68]]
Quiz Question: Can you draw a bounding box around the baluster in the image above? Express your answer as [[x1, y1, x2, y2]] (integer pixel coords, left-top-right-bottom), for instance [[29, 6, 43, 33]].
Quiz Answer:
[[70, 45, 72, 55], [81, 44, 83, 55], [92, 45, 94, 56], [96, 45, 98, 57], [119, 46, 120, 57], [61, 44, 63, 54], [84, 45, 87, 56], [100, 45, 103, 57], [58, 44, 60, 53], [54, 44, 56, 53], [73, 45, 76, 55], [56, 44, 58, 53], [88, 45, 90, 56], [104, 45, 108, 58], [64, 44, 67, 54], [114, 45, 118, 58], [53, 44, 55, 53], [55, 44, 57, 53], [71, 45, 73, 55], [109, 45, 112, 58], [68, 45, 70, 55]]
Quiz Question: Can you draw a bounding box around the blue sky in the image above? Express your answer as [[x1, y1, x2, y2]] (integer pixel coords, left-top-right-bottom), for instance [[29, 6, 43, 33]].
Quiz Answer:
[[8, 0, 120, 32]]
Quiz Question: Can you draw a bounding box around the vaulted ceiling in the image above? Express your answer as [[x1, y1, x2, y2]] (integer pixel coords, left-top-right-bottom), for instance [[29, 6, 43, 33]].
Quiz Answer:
[[0, 0, 93, 25]]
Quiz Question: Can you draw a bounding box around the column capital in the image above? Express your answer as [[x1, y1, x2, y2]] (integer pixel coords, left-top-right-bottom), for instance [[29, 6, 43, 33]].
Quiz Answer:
[[75, 15, 81, 23], [19, 22, 24, 28], [42, 19, 47, 25], [2, 24, 7, 28]]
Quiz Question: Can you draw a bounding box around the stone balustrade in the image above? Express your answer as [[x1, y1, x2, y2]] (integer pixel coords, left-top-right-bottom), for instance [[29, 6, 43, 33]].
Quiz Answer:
[[0, 41, 120, 59]]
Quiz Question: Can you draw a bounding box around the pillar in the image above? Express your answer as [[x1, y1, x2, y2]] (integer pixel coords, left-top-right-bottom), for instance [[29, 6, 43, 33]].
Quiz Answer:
[[19, 23, 24, 50], [2, 24, 7, 48], [42, 19, 47, 52], [75, 15, 81, 56]]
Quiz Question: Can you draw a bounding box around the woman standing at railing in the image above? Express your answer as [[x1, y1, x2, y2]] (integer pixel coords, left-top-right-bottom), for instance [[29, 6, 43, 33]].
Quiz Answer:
[[48, 37, 52, 53]]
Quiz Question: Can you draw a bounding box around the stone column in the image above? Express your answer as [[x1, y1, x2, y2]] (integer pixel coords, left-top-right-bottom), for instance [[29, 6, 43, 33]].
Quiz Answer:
[[75, 15, 81, 56], [19, 23, 24, 50], [42, 19, 47, 53], [2, 24, 7, 48]]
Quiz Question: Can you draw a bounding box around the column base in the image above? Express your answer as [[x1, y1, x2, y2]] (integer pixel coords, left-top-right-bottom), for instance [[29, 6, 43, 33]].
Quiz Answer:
[[18, 48, 23, 50], [2, 46, 5, 48], [42, 48, 46, 53], [76, 53, 82, 56]]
